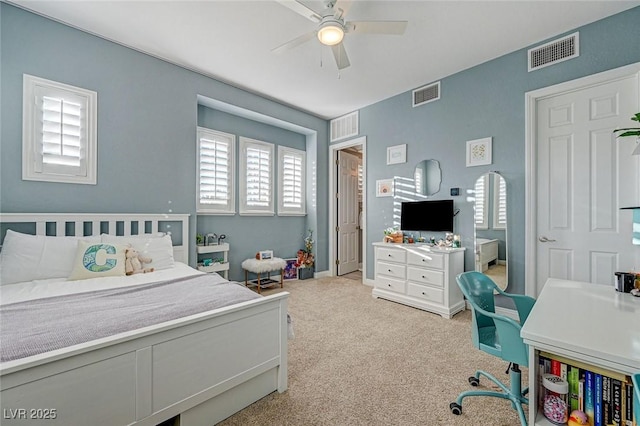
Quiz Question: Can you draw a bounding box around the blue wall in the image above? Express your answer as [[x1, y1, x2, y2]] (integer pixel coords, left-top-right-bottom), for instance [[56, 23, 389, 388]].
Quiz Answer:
[[0, 3, 328, 275], [355, 7, 640, 294]]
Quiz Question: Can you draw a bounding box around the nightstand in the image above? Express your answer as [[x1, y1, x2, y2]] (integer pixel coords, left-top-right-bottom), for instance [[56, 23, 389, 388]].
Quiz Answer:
[[196, 243, 230, 279]]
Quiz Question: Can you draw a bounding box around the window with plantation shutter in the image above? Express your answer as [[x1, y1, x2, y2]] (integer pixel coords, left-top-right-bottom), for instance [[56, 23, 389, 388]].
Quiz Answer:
[[492, 175, 507, 230], [22, 74, 97, 184], [474, 174, 489, 230], [197, 127, 235, 214], [278, 146, 306, 216], [240, 137, 274, 215]]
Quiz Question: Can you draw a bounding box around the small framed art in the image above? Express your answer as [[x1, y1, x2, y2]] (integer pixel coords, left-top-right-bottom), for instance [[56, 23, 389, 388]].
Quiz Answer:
[[376, 179, 394, 197], [257, 250, 273, 260], [386, 144, 407, 165], [283, 259, 298, 280], [466, 137, 492, 167]]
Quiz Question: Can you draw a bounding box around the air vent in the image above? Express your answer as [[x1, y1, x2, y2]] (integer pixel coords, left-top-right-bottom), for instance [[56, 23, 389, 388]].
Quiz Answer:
[[330, 111, 359, 142], [412, 82, 440, 107], [528, 32, 579, 72]]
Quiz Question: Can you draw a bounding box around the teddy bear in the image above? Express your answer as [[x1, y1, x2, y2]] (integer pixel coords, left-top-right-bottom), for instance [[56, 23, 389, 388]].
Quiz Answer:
[[125, 247, 154, 275]]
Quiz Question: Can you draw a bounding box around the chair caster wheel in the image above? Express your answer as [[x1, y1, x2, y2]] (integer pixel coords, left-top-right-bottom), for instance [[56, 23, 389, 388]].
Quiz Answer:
[[468, 376, 480, 387], [450, 402, 462, 415]]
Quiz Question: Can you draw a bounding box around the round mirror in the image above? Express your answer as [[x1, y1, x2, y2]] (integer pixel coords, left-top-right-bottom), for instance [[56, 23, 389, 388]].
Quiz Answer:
[[473, 172, 508, 291], [414, 159, 441, 196]]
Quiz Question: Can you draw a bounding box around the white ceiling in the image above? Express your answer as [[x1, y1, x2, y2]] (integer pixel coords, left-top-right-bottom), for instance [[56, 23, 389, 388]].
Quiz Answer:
[[10, 0, 639, 119]]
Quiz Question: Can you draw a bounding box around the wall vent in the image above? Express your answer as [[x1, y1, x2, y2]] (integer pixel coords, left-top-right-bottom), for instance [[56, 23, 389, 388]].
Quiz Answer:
[[412, 82, 440, 107], [528, 32, 579, 72], [330, 111, 359, 142]]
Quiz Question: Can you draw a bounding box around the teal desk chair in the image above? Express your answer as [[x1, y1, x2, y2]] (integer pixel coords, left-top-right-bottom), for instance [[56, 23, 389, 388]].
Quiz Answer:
[[450, 271, 536, 426], [633, 373, 640, 423]]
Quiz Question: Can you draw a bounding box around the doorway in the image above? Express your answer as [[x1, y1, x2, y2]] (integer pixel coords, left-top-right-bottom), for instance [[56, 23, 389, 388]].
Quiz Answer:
[[525, 63, 640, 297], [329, 136, 367, 281]]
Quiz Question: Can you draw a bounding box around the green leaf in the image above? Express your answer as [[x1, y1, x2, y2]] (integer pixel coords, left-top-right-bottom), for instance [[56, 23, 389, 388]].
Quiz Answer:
[[616, 130, 640, 137]]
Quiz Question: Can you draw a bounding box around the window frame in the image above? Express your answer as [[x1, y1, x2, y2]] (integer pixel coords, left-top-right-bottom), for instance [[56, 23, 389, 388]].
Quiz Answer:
[[196, 127, 236, 215], [239, 137, 274, 216], [22, 74, 97, 185], [474, 174, 489, 230], [277, 146, 306, 216]]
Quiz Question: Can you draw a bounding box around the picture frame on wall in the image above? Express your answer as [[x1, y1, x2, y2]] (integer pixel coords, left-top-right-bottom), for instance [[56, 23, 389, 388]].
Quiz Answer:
[[283, 259, 298, 280], [376, 179, 394, 197], [386, 144, 407, 165], [466, 137, 492, 167]]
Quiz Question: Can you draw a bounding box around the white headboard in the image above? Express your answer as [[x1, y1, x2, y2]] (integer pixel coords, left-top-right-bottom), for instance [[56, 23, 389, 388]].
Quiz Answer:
[[0, 213, 190, 263]]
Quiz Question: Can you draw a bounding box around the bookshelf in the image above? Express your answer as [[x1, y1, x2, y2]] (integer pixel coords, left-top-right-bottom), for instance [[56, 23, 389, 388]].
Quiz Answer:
[[521, 278, 639, 426], [196, 243, 230, 279]]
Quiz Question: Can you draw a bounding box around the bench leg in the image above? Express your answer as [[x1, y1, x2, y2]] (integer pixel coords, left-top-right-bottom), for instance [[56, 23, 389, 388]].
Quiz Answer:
[[256, 272, 261, 294], [280, 268, 284, 288], [245, 269, 248, 288]]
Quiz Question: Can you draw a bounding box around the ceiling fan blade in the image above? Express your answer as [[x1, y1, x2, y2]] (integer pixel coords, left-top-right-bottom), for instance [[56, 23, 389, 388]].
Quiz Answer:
[[272, 30, 317, 53], [346, 20, 408, 35], [331, 43, 351, 70], [275, 0, 322, 23]]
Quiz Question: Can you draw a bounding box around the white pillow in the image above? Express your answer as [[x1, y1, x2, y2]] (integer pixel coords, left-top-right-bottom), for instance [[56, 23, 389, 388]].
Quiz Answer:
[[0, 230, 100, 285], [101, 234, 175, 271], [68, 241, 126, 281]]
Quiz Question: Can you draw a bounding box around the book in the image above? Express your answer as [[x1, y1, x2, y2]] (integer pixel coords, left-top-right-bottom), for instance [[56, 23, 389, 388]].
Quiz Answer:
[[552, 358, 561, 376], [596, 374, 603, 426], [624, 381, 633, 426], [604, 376, 611, 425], [586, 371, 595, 426], [569, 365, 580, 412], [612, 379, 622, 426]]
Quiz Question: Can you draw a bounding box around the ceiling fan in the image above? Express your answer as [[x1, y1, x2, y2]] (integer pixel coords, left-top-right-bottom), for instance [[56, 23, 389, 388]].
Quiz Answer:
[[273, 0, 408, 70]]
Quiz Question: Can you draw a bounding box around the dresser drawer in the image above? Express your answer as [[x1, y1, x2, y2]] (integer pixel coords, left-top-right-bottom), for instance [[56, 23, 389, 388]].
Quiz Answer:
[[376, 247, 407, 263], [376, 261, 406, 280], [407, 283, 444, 304], [407, 251, 444, 269], [407, 267, 444, 287], [375, 276, 406, 294]]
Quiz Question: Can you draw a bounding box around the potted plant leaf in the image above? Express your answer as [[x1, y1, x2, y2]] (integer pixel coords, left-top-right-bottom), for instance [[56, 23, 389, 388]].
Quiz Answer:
[[613, 112, 640, 155]]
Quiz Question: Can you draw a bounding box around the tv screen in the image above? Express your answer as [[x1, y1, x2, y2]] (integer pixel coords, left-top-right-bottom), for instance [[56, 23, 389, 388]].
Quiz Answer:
[[400, 200, 454, 232]]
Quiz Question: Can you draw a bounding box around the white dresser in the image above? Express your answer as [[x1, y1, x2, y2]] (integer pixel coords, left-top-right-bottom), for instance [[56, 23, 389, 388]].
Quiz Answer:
[[372, 242, 466, 319]]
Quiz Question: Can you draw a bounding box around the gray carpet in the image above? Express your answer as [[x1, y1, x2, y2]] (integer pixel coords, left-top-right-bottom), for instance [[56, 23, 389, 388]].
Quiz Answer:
[[219, 276, 528, 425]]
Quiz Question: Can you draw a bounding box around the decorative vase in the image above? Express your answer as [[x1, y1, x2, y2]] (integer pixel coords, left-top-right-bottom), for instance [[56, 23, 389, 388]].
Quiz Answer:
[[298, 267, 314, 280]]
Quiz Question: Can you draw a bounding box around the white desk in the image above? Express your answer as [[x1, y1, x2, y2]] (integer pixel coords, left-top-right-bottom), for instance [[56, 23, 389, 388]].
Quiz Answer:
[[521, 278, 640, 425]]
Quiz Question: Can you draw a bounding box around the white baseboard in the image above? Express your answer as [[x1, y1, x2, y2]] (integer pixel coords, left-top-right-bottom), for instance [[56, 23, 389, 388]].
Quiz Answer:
[[363, 278, 375, 287], [314, 270, 331, 279]]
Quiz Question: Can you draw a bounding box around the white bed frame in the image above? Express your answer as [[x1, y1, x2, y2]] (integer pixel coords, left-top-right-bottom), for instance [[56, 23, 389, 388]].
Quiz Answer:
[[0, 213, 289, 426]]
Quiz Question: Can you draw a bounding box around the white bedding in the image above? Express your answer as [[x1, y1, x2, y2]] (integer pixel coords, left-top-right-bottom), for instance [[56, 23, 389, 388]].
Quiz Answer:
[[0, 262, 222, 305]]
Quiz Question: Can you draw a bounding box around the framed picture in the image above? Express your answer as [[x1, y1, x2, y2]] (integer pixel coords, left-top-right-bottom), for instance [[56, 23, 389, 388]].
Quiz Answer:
[[283, 258, 298, 280], [376, 179, 394, 197], [466, 137, 492, 167], [258, 250, 273, 260], [386, 144, 407, 165]]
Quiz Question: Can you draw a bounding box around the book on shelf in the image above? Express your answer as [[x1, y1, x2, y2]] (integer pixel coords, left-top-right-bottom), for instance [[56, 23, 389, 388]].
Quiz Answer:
[[539, 352, 636, 426]]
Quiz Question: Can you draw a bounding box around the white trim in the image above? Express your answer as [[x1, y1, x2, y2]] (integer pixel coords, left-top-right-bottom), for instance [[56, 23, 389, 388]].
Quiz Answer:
[[524, 62, 640, 297], [22, 74, 97, 185], [239, 137, 275, 216], [328, 136, 367, 279], [277, 146, 306, 216], [196, 127, 236, 215]]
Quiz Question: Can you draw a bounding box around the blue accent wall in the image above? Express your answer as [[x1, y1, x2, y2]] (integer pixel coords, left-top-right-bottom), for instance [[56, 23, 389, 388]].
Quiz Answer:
[[355, 6, 640, 295], [0, 3, 328, 274]]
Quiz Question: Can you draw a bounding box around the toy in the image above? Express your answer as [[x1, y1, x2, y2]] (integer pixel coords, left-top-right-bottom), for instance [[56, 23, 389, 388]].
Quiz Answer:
[[125, 247, 154, 275], [567, 410, 588, 426]]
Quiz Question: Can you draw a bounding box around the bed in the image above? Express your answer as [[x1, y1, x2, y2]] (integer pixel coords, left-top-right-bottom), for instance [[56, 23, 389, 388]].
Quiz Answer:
[[0, 213, 289, 426], [475, 237, 499, 272]]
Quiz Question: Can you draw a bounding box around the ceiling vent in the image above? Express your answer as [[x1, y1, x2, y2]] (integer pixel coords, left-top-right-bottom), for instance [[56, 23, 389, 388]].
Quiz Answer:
[[528, 32, 579, 72], [412, 82, 440, 107], [330, 111, 359, 142]]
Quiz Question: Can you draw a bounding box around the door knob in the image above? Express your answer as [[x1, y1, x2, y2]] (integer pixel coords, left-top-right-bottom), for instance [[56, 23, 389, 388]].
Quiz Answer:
[[538, 236, 557, 243]]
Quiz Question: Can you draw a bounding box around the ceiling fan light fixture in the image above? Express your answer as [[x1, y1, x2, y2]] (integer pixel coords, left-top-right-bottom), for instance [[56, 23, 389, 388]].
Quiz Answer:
[[317, 22, 344, 46]]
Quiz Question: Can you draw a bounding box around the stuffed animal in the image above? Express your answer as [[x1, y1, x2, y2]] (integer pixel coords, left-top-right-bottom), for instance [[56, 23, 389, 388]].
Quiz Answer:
[[125, 247, 154, 275]]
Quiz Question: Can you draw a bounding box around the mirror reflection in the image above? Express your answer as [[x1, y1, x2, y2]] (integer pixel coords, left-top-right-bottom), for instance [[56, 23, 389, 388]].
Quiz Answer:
[[414, 159, 441, 196], [474, 172, 508, 290]]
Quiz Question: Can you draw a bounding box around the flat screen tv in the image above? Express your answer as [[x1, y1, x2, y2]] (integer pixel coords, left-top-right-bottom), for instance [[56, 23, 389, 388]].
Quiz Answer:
[[400, 200, 454, 232]]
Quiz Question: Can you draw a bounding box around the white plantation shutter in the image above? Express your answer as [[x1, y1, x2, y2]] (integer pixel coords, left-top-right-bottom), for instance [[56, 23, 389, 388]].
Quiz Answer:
[[240, 137, 274, 215], [278, 147, 306, 215], [23, 75, 97, 184], [474, 174, 489, 230], [493, 175, 507, 229], [197, 128, 235, 214]]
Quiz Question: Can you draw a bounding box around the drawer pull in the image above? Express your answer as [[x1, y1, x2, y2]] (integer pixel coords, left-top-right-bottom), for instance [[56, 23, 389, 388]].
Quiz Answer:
[[388, 269, 392, 272], [388, 254, 392, 257], [422, 275, 426, 279], [422, 292, 426, 295], [388, 283, 392, 287]]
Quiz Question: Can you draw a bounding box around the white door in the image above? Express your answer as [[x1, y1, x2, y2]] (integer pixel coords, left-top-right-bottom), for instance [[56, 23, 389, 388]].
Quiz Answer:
[[337, 150, 360, 275], [536, 75, 640, 295]]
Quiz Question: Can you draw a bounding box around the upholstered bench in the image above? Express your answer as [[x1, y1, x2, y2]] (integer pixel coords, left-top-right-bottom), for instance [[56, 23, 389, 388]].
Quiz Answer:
[[241, 257, 287, 294]]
